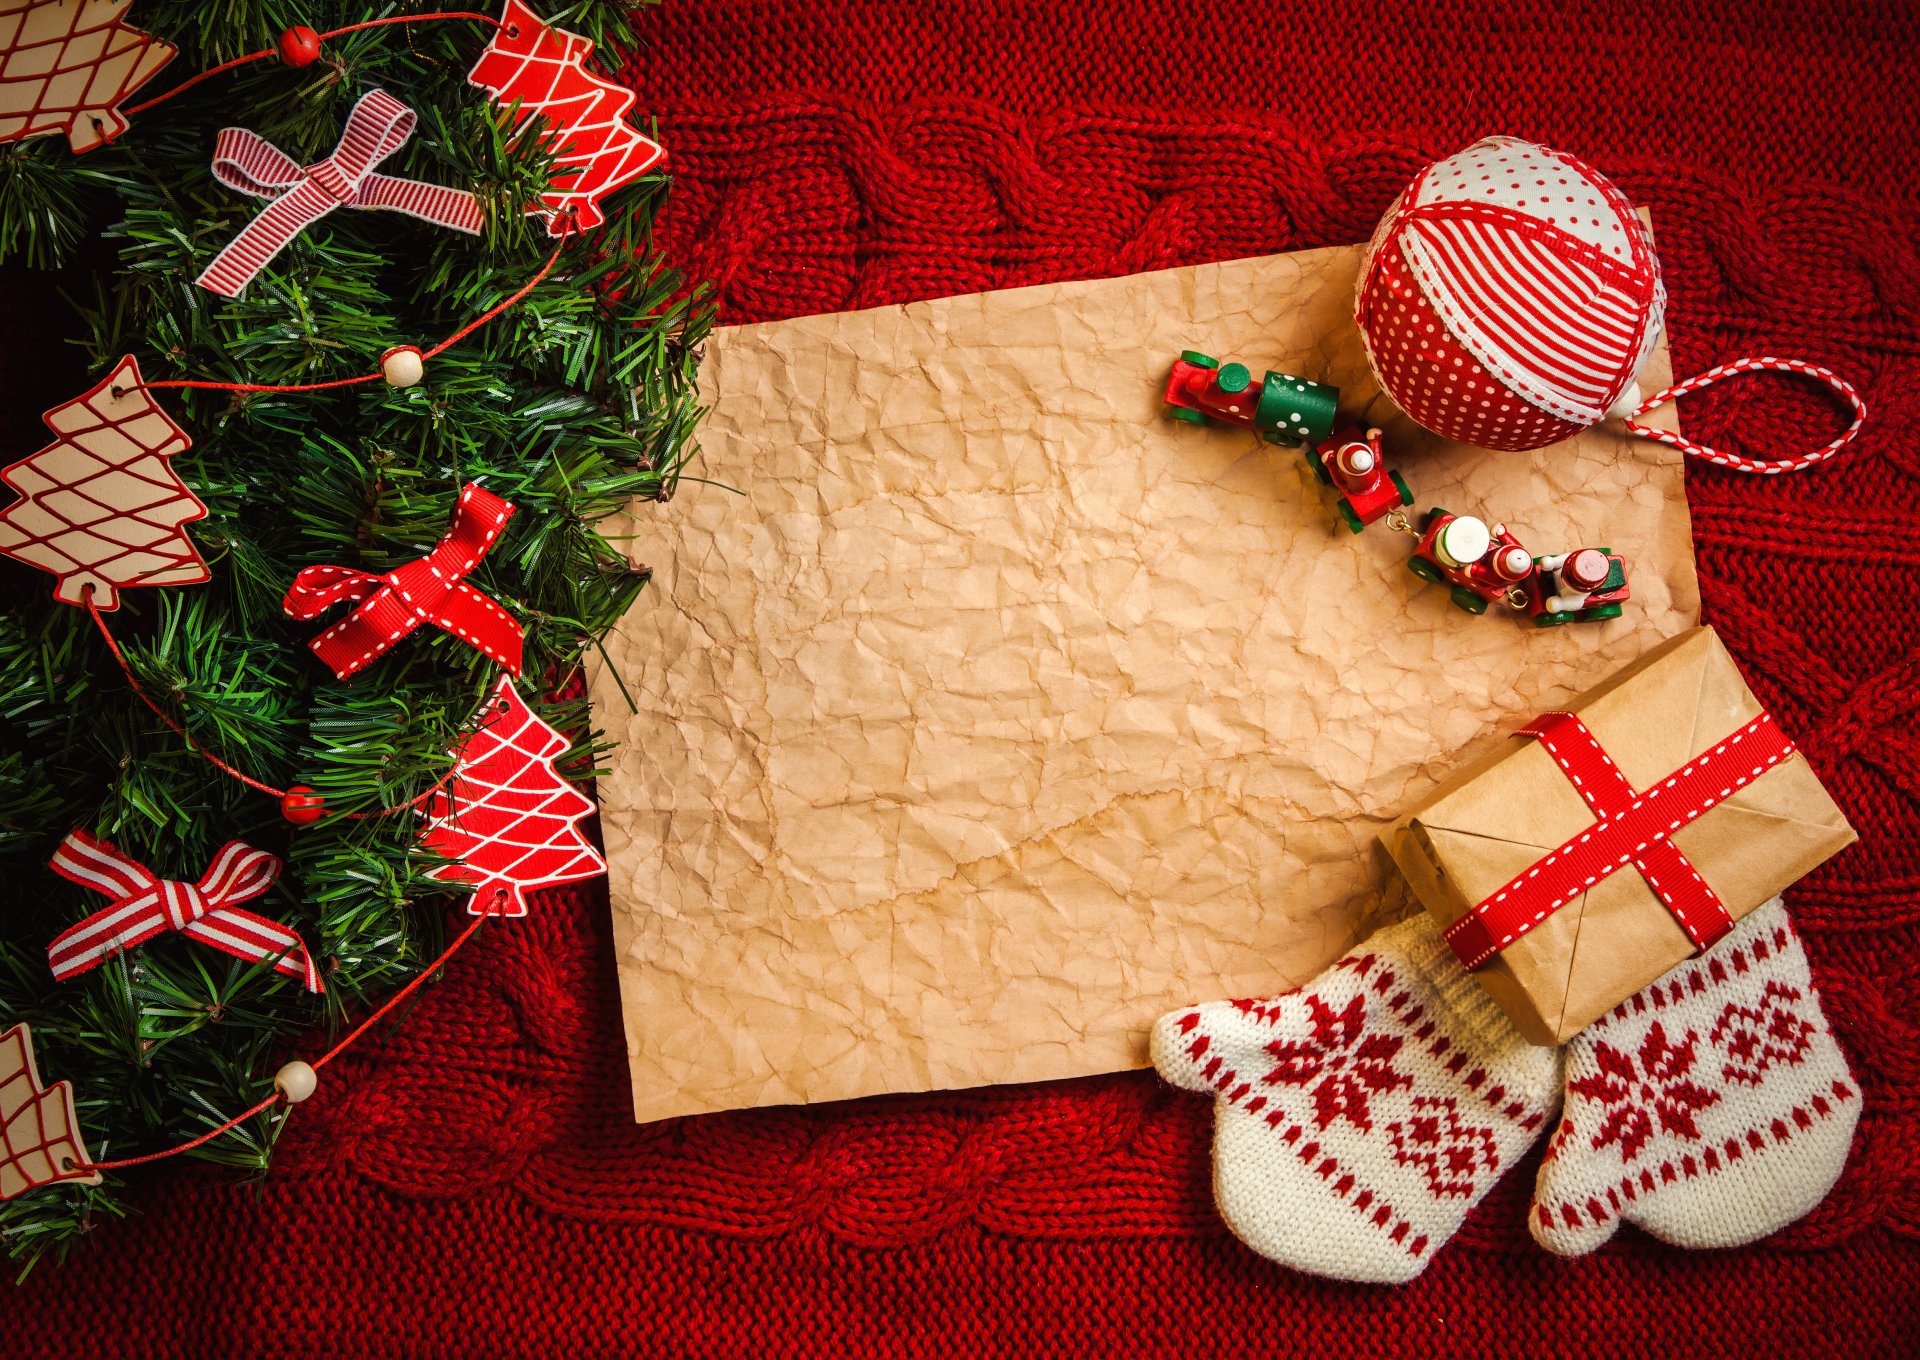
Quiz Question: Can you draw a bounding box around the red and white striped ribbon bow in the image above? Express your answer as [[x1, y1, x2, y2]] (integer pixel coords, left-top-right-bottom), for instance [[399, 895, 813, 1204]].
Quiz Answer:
[[46, 831, 322, 993], [196, 88, 483, 297], [283, 483, 524, 680]]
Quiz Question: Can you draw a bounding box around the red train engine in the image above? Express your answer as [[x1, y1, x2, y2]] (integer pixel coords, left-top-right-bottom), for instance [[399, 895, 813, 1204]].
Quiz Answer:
[[1165, 350, 1339, 447], [1306, 427, 1413, 533], [1407, 509, 1628, 625]]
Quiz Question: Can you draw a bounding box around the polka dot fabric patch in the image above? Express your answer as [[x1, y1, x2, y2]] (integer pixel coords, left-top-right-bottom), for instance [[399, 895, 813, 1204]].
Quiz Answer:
[[1415, 138, 1638, 265], [1361, 240, 1582, 451]]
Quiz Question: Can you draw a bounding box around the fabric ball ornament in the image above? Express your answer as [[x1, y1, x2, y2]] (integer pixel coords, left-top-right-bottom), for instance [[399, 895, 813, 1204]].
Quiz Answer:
[[1355, 136, 1666, 452]]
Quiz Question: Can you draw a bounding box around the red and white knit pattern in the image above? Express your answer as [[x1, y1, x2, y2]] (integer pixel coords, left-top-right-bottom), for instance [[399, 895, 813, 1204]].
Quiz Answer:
[[1355, 136, 1665, 449], [1151, 914, 1561, 1284], [1531, 897, 1859, 1255]]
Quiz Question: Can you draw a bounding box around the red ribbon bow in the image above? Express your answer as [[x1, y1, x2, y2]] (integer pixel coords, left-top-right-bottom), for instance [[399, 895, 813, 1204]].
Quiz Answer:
[[283, 483, 524, 680], [47, 831, 321, 992], [196, 88, 483, 298], [1444, 710, 1798, 970]]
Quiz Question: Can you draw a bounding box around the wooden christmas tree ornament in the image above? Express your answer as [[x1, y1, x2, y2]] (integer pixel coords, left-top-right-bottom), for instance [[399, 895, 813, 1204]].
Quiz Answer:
[[0, 354, 210, 609], [0, 0, 176, 153], [468, 0, 667, 234], [420, 676, 606, 917], [0, 1024, 100, 1202]]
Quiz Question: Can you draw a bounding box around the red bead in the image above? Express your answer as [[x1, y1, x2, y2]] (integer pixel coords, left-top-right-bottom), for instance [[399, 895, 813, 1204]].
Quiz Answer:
[[280, 786, 327, 825], [277, 26, 322, 68]]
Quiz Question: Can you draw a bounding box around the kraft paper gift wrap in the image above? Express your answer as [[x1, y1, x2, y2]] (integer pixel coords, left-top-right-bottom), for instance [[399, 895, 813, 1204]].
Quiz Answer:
[[1382, 625, 1856, 1046], [589, 236, 1700, 1123]]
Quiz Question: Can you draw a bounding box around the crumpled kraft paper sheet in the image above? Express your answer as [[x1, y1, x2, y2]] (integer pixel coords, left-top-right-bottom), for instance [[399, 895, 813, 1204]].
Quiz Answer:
[[590, 239, 1699, 1124]]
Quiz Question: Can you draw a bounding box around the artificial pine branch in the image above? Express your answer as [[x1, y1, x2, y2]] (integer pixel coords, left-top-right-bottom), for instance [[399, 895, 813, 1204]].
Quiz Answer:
[[0, 0, 707, 1273]]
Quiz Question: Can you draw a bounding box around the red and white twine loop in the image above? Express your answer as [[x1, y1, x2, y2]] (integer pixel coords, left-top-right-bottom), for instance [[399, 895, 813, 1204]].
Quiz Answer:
[[1624, 356, 1867, 475]]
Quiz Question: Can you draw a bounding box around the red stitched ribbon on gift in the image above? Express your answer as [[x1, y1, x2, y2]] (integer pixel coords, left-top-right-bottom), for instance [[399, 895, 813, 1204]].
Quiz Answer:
[[1442, 710, 1799, 970], [47, 831, 322, 992], [196, 88, 483, 297], [283, 483, 523, 680]]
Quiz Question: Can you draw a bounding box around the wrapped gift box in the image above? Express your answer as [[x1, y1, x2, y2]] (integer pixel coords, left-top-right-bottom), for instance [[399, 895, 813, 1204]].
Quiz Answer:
[[1382, 626, 1855, 1046]]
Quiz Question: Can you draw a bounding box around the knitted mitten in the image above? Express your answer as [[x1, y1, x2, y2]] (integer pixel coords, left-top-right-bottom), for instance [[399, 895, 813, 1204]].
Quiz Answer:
[[1152, 914, 1562, 1284], [1531, 897, 1861, 1255]]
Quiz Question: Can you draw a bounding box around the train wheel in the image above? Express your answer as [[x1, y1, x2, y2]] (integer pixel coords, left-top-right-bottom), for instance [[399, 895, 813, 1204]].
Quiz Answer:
[[1390, 470, 1413, 506], [1449, 586, 1489, 615], [1407, 556, 1443, 584], [1533, 611, 1577, 628], [1337, 501, 1365, 535], [1581, 603, 1625, 622], [1180, 350, 1219, 369], [1169, 406, 1209, 425], [1304, 444, 1332, 485]]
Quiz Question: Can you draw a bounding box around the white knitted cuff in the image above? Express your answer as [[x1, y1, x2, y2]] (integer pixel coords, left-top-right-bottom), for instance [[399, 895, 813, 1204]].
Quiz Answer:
[[1369, 911, 1531, 1054]]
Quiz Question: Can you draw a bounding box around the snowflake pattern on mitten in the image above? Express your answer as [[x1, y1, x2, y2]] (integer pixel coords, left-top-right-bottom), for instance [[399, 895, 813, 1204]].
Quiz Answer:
[[1152, 914, 1563, 1284], [1531, 897, 1860, 1254]]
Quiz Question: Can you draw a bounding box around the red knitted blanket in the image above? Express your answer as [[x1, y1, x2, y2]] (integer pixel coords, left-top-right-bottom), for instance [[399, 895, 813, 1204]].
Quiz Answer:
[[8, 3, 1918, 1354]]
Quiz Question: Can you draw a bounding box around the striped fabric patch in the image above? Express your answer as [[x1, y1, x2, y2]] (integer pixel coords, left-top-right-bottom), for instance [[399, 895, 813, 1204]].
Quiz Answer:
[[1399, 210, 1649, 426]]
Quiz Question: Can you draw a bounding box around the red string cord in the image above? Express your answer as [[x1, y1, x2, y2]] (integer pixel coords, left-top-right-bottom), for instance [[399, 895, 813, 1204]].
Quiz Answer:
[[85, 586, 285, 799], [120, 12, 509, 118], [131, 225, 574, 397], [73, 908, 493, 1172], [83, 587, 461, 818]]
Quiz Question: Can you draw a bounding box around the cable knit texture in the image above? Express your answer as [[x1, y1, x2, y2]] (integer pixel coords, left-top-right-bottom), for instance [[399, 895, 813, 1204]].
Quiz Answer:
[[1532, 898, 1861, 1254], [2, 1, 1919, 1354], [1151, 915, 1563, 1283]]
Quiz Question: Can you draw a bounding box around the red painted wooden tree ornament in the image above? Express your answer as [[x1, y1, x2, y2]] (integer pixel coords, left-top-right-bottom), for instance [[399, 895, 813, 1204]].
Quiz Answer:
[[0, 354, 210, 609], [0, 0, 177, 153], [466, 0, 666, 234], [420, 676, 606, 917]]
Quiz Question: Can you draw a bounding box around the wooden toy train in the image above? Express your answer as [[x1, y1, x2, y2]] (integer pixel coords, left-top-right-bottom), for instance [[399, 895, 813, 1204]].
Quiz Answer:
[[1165, 349, 1631, 627]]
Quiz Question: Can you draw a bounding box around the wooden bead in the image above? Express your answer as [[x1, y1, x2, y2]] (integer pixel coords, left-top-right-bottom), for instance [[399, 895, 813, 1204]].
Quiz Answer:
[[280, 785, 326, 825], [274, 1061, 318, 1104], [277, 26, 322, 68], [381, 346, 425, 388]]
